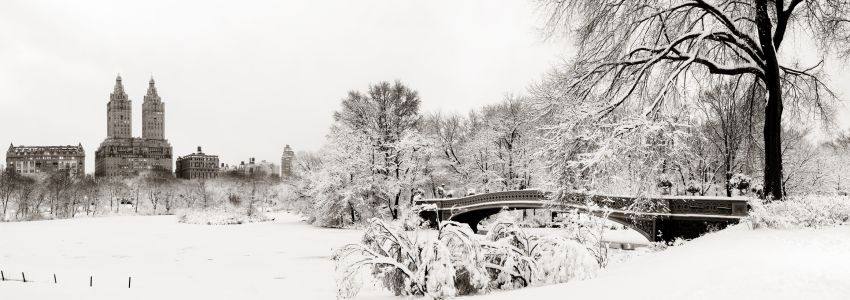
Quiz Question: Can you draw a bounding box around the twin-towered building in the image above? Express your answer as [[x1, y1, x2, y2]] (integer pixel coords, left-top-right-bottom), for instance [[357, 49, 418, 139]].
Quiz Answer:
[[94, 75, 173, 177]]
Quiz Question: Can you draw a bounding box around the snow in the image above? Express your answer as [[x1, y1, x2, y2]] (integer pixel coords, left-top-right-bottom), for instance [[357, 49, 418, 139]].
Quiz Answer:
[[2, 212, 848, 299], [0, 212, 367, 300], [470, 224, 850, 300]]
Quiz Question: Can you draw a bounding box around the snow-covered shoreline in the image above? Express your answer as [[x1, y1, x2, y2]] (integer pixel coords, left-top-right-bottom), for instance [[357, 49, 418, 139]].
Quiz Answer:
[[471, 223, 850, 300]]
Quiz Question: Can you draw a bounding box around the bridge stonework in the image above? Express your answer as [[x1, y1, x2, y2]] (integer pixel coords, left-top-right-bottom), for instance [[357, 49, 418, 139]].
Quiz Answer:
[[416, 190, 749, 243]]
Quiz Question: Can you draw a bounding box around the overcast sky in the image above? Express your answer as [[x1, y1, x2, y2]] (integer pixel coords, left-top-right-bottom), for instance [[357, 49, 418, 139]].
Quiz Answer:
[[1, 1, 848, 173], [0, 0, 569, 170]]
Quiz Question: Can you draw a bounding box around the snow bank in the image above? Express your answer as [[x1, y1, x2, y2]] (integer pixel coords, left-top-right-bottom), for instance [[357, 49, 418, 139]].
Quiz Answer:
[[749, 195, 850, 229], [471, 224, 850, 300], [176, 207, 273, 225]]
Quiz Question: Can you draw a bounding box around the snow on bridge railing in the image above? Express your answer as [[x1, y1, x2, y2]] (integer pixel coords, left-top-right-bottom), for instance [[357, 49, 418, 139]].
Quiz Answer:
[[417, 189, 750, 217]]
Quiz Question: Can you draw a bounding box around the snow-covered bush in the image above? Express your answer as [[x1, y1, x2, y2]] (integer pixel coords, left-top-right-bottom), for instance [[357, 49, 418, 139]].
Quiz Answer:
[[729, 173, 752, 195], [333, 218, 466, 298], [399, 204, 435, 231], [483, 222, 537, 289], [333, 218, 598, 299], [748, 195, 850, 229], [557, 209, 612, 267], [176, 206, 272, 225]]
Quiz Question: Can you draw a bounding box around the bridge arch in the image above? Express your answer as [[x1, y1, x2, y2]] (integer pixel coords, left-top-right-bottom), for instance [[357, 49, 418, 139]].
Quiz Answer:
[[416, 190, 748, 243]]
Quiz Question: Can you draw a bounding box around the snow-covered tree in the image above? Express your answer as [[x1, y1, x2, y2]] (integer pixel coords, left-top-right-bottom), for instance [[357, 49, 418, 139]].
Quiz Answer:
[[302, 81, 429, 226], [536, 0, 847, 200]]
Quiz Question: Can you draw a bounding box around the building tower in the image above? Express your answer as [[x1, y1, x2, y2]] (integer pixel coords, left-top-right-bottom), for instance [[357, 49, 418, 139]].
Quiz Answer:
[[142, 77, 165, 140], [281, 144, 295, 179], [96, 75, 173, 177], [106, 74, 132, 138]]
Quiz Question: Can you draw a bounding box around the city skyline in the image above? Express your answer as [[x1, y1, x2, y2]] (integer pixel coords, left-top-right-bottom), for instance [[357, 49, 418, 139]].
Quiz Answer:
[[0, 0, 570, 171], [3, 0, 850, 174]]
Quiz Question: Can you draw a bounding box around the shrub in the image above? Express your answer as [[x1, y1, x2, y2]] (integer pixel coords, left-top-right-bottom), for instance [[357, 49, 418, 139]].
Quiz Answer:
[[748, 195, 850, 229], [484, 222, 598, 288], [333, 218, 598, 299], [176, 206, 272, 225]]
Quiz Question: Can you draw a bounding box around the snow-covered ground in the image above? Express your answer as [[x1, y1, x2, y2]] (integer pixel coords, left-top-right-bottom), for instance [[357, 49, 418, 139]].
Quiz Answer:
[[2, 213, 848, 299], [0, 212, 363, 300], [473, 224, 850, 300]]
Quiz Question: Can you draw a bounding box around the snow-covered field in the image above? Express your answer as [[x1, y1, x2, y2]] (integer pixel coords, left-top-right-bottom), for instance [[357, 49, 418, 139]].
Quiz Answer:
[[0, 212, 364, 300], [2, 212, 849, 299]]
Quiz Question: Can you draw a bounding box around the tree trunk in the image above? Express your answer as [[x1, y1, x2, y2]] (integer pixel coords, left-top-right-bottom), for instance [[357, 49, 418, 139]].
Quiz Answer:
[[725, 154, 733, 197], [763, 90, 784, 200], [2, 195, 9, 217], [756, 0, 784, 200], [348, 200, 356, 223], [392, 191, 400, 220]]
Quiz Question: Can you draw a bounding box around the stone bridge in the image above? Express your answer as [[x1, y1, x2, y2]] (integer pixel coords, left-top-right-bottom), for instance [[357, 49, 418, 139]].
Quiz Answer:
[[415, 190, 749, 243]]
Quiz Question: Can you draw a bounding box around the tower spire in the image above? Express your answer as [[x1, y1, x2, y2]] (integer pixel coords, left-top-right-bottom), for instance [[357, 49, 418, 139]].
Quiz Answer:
[[107, 74, 132, 138], [145, 75, 160, 100], [113, 74, 125, 94], [110, 74, 128, 102], [142, 75, 165, 140]]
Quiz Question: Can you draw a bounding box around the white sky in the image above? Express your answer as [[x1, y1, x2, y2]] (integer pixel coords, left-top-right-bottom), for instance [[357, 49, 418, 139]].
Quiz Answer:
[[1, 0, 847, 173], [0, 0, 569, 170]]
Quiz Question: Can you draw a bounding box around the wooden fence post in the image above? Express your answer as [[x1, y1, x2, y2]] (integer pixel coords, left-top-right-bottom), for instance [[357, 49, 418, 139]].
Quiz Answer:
[[54, 273, 57, 283], [89, 276, 92, 287], [128, 277, 131, 288], [22, 272, 26, 283], [1, 270, 4, 281]]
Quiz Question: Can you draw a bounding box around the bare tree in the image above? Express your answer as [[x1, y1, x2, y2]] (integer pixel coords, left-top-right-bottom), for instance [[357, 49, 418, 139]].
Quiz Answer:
[[781, 128, 827, 195], [698, 79, 763, 196], [537, 0, 847, 199], [14, 176, 37, 220], [141, 169, 175, 214], [45, 170, 73, 217], [0, 168, 20, 219]]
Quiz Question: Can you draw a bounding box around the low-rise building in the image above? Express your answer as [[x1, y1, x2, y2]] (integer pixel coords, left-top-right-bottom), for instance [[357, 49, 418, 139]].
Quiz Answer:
[[6, 144, 86, 177], [226, 157, 278, 178], [175, 146, 219, 180]]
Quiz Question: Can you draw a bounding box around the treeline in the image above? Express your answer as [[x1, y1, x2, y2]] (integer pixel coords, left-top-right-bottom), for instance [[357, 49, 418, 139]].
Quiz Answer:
[[0, 169, 287, 222], [291, 79, 850, 228]]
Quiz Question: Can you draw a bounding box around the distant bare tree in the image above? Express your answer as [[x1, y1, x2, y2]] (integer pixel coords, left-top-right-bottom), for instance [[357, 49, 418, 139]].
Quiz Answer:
[[781, 128, 827, 195], [698, 79, 763, 196], [46, 170, 73, 217], [294, 150, 324, 176], [537, 0, 848, 199], [0, 168, 19, 218], [14, 176, 37, 220], [141, 170, 176, 214], [74, 175, 100, 216]]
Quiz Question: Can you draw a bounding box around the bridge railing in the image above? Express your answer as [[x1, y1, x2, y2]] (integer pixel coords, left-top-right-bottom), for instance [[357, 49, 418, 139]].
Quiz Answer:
[[417, 190, 749, 217], [415, 190, 547, 209]]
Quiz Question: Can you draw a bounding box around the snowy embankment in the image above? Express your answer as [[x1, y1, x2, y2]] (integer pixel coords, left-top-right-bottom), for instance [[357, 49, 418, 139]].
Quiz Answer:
[[472, 223, 850, 300]]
